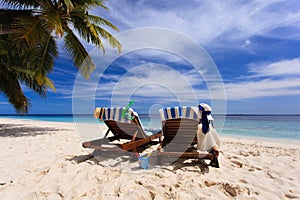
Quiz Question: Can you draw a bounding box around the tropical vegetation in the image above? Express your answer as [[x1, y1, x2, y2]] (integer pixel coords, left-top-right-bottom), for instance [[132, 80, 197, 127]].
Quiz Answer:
[[0, 0, 121, 113]]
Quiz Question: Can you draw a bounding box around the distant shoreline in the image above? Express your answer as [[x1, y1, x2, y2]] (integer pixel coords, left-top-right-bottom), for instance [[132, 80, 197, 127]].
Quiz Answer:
[[1, 117, 300, 142]]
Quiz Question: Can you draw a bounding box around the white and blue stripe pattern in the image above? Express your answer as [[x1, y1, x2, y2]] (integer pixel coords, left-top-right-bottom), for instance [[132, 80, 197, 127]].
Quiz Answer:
[[159, 106, 201, 121], [96, 107, 135, 122]]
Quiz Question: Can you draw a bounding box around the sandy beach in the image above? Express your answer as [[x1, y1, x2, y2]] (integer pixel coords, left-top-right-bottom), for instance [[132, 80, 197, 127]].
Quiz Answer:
[[0, 118, 299, 200]]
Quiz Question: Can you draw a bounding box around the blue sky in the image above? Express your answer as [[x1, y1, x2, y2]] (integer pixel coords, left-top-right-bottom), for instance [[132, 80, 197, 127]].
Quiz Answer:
[[1, 0, 300, 114]]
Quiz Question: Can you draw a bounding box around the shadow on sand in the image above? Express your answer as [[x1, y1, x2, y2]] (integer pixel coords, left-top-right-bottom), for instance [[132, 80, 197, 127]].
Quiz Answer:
[[0, 123, 69, 137], [68, 149, 210, 173], [68, 150, 137, 165]]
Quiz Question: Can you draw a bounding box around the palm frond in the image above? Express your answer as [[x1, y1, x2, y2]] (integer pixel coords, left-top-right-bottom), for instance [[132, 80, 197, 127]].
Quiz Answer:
[[0, 34, 49, 97], [61, 0, 74, 13], [0, 68, 29, 113], [0, 0, 121, 113], [71, 0, 107, 9], [94, 26, 122, 53], [87, 14, 119, 31], [41, 10, 65, 37], [63, 26, 95, 79], [71, 13, 105, 52], [33, 34, 57, 90], [0, 0, 39, 9], [71, 11, 121, 53], [20, 77, 47, 96], [0, 9, 33, 34], [11, 15, 43, 49]]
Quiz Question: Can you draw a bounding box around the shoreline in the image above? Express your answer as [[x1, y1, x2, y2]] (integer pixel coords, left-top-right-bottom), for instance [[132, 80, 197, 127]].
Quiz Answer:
[[220, 133, 300, 146], [1, 117, 299, 143], [1, 118, 299, 199]]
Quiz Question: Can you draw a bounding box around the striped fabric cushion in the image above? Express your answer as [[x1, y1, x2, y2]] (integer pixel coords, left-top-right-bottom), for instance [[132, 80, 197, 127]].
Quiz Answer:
[[94, 107, 135, 122], [159, 106, 201, 121]]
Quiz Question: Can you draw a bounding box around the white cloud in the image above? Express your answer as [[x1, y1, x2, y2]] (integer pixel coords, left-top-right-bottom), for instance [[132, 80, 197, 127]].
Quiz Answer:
[[97, 62, 300, 102], [51, 67, 77, 77], [242, 39, 251, 48], [65, 63, 209, 104], [99, 64, 205, 104], [223, 58, 300, 100], [55, 1, 300, 114], [66, 58, 300, 102], [248, 58, 300, 77], [98, 0, 300, 45], [224, 78, 300, 100]]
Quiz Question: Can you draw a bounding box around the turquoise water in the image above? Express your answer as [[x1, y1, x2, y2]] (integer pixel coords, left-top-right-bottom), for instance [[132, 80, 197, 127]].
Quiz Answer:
[[213, 115, 300, 140], [1, 115, 300, 140]]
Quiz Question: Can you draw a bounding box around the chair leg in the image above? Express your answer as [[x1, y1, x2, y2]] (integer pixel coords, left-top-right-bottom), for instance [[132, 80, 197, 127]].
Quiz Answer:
[[132, 147, 137, 153], [209, 149, 220, 168]]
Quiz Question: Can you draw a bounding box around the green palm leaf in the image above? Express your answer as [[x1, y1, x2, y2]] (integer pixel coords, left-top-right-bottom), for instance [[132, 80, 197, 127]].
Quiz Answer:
[[0, 0, 39, 8], [63, 26, 95, 79], [87, 15, 119, 31], [71, 0, 108, 9], [34, 34, 57, 91], [0, 0, 122, 113]]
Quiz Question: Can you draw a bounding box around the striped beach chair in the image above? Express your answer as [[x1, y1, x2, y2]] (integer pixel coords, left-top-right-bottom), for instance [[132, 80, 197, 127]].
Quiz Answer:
[[158, 106, 219, 167], [82, 107, 162, 152]]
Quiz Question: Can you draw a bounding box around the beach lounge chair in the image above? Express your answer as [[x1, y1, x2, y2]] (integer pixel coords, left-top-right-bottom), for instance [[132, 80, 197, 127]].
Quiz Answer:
[[82, 107, 162, 153], [157, 106, 219, 167]]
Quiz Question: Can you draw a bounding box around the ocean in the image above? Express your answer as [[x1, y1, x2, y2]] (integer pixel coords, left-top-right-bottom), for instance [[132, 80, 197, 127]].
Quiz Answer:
[[1, 115, 300, 140]]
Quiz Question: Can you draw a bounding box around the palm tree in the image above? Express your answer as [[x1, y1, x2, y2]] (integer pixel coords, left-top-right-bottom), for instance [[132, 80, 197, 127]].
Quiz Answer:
[[0, 34, 35, 113], [0, 0, 121, 113]]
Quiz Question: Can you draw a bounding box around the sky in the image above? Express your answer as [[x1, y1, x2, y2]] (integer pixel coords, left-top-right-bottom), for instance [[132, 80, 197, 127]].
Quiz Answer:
[[1, 0, 300, 115]]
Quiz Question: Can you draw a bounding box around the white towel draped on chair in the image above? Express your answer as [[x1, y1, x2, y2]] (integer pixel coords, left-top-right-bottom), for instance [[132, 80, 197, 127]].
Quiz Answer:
[[94, 107, 135, 122], [159, 106, 201, 121]]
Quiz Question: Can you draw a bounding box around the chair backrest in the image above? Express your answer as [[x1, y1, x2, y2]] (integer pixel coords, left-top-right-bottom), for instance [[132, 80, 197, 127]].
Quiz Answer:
[[99, 107, 132, 122], [159, 106, 201, 121], [159, 107, 201, 151], [94, 107, 146, 139]]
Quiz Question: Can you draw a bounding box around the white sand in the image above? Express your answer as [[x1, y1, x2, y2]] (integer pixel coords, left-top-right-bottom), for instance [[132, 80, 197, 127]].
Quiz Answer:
[[0, 118, 299, 200]]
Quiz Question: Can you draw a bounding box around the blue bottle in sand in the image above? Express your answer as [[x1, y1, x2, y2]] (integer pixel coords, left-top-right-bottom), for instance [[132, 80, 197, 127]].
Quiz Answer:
[[139, 156, 149, 169]]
